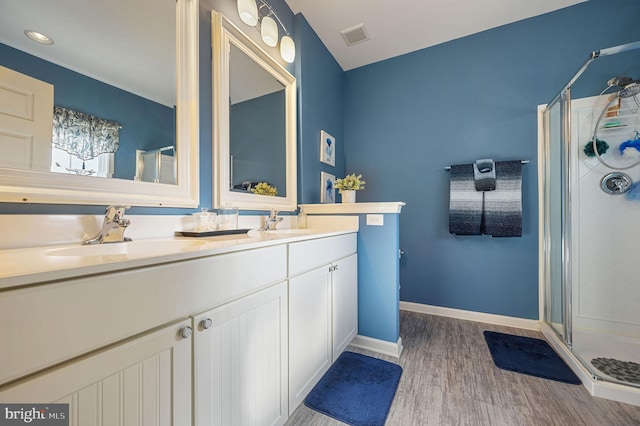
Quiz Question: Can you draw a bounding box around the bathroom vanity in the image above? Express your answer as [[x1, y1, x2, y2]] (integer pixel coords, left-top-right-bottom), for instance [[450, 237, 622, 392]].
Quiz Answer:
[[0, 229, 357, 425]]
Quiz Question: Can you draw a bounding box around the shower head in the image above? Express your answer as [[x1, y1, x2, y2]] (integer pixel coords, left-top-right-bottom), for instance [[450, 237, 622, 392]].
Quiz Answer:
[[619, 82, 640, 98], [607, 75, 633, 87]]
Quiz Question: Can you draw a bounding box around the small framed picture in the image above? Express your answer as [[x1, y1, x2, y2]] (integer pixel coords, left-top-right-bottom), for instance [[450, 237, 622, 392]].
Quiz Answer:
[[320, 171, 335, 203], [320, 130, 335, 166]]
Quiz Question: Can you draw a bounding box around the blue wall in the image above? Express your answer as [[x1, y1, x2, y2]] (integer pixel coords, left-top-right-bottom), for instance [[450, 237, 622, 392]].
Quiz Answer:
[[357, 214, 400, 342], [342, 0, 640, 319], [294, 14, 345, 204], [230, 91, 286, 194], [4, 0, 640, 324], [0, 43, 175, 182]]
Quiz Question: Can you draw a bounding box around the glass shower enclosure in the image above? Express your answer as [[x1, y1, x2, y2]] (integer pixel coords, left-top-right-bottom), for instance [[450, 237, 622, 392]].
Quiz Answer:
[[540, 40, 640, 403]]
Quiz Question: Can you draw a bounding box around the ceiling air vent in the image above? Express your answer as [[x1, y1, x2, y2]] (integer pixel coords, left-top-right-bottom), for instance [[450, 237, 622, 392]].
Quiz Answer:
[[340, 23, 370, 46]]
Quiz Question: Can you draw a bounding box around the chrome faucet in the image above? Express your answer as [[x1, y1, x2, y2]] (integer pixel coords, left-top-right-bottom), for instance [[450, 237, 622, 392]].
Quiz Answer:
[[84, 205, 131, 244], [263, 209, 283, 231]]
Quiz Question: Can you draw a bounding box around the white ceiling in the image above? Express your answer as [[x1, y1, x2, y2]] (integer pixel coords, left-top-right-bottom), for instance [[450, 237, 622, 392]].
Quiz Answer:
[[0, 0, 175, 107], [230, 44, 284, 105], [285, 0, 587, 71], [0, 0, 588, 105]]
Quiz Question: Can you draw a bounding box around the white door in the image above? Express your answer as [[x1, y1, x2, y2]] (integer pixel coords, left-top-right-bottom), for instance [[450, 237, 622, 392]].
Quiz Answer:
[[194, 282, 288, 426], [288, 266, 332, 414], [332, 254, 358, 360], [0, 320, 193, 426], [0, 65, 54, 171]]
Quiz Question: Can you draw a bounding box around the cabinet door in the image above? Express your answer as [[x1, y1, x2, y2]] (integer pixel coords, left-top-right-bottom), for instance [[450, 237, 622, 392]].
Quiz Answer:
[[0, 320, 192, 426], [288, 266, 332, 414], [332, 253, 358, 360], [194, 282, 288, 426]]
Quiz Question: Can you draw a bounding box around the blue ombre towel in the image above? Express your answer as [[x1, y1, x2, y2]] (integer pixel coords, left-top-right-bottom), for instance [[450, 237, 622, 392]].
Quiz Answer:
[[449, 164, 483, 235], [483, 161, 522, 237]]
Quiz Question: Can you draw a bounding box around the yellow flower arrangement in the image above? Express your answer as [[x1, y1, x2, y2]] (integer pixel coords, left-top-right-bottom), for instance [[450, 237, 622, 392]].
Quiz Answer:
[[251, 182, 278, 196], [335, 173, 366, 193]]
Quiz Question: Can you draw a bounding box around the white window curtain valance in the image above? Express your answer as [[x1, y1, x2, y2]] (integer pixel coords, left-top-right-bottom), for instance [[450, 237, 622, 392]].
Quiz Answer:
[[52, 106, 121, 161]]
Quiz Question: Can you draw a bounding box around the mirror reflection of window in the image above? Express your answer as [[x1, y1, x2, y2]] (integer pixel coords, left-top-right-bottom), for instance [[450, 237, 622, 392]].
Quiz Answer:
[[51, 148, 115, 177], [50, 106, 120, 177]]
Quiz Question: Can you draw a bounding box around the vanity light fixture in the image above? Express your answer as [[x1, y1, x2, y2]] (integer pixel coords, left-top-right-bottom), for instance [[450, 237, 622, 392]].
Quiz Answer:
[[260, 15, 278, 47], [235, 0, 295, 63], [24, 30, 54, 45], [237, 0, 258, 26]]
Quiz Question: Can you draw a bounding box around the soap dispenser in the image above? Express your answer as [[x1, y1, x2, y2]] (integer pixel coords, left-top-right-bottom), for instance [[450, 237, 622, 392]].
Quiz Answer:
[[297, 206, 307, 229]]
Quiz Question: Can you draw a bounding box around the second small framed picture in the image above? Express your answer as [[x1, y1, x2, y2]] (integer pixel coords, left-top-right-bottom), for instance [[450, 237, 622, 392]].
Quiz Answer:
[[320, 130, 335, 166], [320, 171, 336, 203]]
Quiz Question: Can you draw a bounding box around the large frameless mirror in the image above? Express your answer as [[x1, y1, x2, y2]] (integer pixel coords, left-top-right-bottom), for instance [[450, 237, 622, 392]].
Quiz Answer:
[[0, 0, 199, 207]]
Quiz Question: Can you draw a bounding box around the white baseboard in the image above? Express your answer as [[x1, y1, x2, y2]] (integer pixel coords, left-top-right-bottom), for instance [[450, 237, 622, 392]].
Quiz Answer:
[[350, 335, 403, 358], [400, 301, 540, 331]]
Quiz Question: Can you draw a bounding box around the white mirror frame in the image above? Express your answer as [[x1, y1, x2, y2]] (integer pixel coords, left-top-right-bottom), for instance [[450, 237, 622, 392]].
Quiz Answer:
[[212, 11, 297, 211], [0, 0, 199, 208]]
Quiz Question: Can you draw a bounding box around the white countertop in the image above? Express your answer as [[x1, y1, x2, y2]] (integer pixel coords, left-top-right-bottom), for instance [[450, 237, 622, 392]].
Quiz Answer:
[[301, 202, 405, 214], [0, 228, 356, 290]]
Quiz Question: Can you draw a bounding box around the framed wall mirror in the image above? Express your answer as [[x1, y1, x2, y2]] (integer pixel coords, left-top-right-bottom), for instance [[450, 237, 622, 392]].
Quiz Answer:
[[0, 0, 199, 207], [212, 10, 297, 211]]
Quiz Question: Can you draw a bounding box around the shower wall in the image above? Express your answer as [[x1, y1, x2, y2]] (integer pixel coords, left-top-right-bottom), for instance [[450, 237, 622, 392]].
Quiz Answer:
[[571, 95, 640, 338]]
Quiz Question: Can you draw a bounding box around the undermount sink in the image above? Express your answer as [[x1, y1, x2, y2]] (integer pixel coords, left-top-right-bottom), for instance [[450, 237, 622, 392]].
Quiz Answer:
[[267, 229, 312, 234], [45, 239, 211, 257], [248, 229, 312, 236]]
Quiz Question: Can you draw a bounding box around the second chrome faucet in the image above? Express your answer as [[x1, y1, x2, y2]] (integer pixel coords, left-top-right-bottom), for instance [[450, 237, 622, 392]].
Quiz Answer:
[[84, 205, 131, 244], [263, 209, 283, 231]]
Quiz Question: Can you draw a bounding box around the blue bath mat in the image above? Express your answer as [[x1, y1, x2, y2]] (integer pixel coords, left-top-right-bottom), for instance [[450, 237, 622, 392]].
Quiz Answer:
[[304, 351, 402, 426], [484, 331, 581, 385]]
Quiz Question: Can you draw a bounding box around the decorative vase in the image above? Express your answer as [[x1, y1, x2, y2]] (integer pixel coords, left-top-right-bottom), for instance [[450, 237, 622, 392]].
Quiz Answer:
[[341, 190, 356, 203]]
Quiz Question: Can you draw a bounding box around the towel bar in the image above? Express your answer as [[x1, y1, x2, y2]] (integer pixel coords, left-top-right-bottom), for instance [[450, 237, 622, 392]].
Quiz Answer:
[[444, 160, 529, 171]]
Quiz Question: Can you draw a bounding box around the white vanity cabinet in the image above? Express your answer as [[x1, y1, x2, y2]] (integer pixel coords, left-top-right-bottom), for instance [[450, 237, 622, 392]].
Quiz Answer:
[[194, 282, 289, 426], [0, 319, 193, 425], [0, 243, 287, 425], [287, 233, 358, 414], [0, 230, 358, 425], [288, 265, 333, 414], [331, 253, 358, 360]]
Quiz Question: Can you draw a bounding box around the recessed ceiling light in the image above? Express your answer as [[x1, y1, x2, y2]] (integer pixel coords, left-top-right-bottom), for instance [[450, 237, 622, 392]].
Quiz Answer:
[[24, 30, 54, 45]]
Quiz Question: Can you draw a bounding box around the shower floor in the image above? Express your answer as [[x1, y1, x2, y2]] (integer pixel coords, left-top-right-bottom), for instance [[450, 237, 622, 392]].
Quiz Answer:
[[572, 329, 640, 387]]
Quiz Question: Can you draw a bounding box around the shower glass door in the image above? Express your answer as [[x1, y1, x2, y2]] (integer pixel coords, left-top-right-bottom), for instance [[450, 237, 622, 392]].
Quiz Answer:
[[543, 97, 567, 341]]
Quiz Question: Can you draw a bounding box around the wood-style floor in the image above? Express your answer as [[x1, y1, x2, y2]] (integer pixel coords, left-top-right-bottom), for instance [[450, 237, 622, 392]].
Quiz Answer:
[[286, 310, 640, 426]]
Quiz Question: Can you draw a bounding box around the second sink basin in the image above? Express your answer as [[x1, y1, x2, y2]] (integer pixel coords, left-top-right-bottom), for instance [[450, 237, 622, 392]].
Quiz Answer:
[[266, 229, 312, 234], [249, 229, 313, 236], [45, 239, 212, 257]]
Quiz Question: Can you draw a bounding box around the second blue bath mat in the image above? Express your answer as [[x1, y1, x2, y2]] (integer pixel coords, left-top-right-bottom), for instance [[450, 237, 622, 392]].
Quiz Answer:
[[304, 351, 402, 426], [484, 331, 581, 385]]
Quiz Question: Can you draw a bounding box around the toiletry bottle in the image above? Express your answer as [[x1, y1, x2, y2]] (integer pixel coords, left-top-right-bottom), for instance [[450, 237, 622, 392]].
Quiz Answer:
[[297, 206, 307, 229]]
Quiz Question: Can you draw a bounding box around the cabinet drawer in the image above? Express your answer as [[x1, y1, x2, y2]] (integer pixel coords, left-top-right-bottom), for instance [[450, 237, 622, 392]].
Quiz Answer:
[[0, 244, 286, 386], [288, 233, 356, 277]]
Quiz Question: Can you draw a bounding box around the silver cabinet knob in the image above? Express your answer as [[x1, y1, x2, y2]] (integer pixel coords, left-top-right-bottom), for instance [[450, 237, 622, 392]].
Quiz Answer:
[[200, 318, 213, 330], [179, 326, 192, 339]]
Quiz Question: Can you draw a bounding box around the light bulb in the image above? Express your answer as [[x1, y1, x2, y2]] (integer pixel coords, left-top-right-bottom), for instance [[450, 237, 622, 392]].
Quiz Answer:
[[24, 30, 54, 45], [237, 0, 258, 26], [261, 16, 278, 47], [280, 35, 295, 63]]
